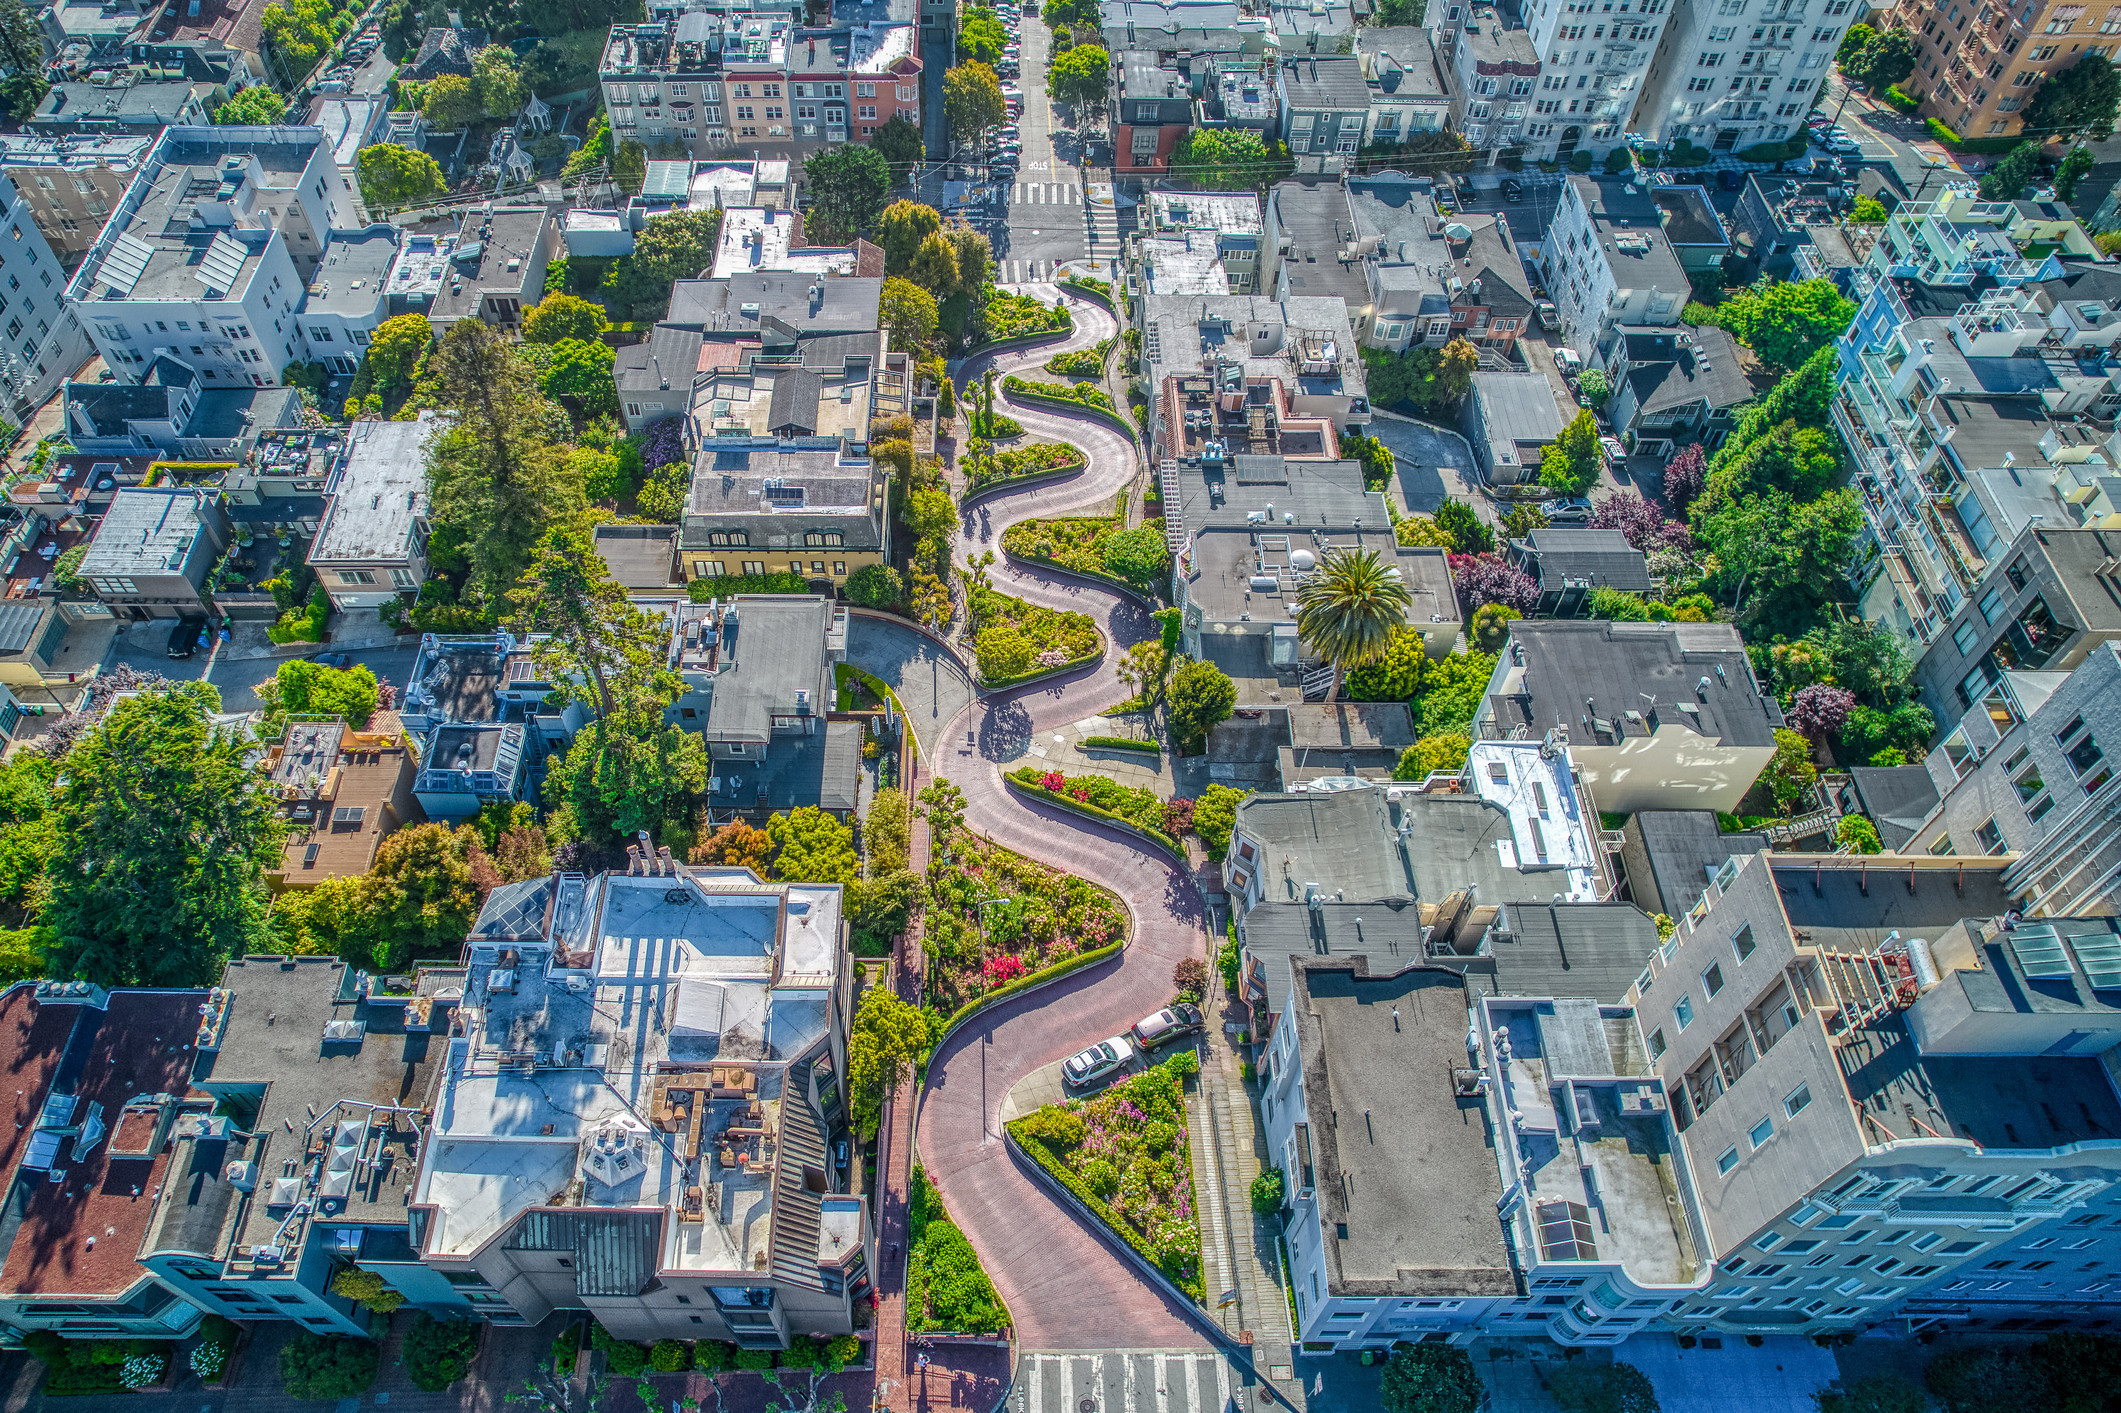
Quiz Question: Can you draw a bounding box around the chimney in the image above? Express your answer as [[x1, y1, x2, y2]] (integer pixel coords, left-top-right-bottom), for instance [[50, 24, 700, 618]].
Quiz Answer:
[[658, 846, 676, 875], [626, 844, 643, 875]]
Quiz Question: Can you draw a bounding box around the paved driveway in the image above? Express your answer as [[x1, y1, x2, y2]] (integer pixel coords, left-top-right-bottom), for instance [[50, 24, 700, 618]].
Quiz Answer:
[[1369, 414, 1492, 522]]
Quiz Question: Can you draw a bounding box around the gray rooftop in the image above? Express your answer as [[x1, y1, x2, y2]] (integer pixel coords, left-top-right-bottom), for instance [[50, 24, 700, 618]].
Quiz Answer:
[[308, 414, 439, 564], [1493, 620, 1783, 750], [593, 524, 681, 590], [0, 602, 46, 657], [32, 78, 212, 130], [307, 226, 399, 315], [414, 207, 550, 321], [1472, 371, 1566, 449], [1845, 765, 1942, 851], [1836, 1004, 2121, 1148], [1355, 28, 1446, 101], [206, 954, 449, 1253], [1481, 903, 1662, 1003], [1231, 787, 1413, 906], [701, 596, 831, 743], [1650, 186, 1728, 250], [1621, 325, 1752, 415], [1767, 856, 2013, 954], [1567, 176, 1691, 298], [79, 487, 214, 577], [616, 324, 706, 394], [1289, 958, 1516, 1299], [705, 718, 862, 813], [1617, 811, 1768, 920], [1281, 54, 1368, 109], [1510, 528, 1652, 594], [1265, 183, 1370, 310], [666, 274, 883, 334]]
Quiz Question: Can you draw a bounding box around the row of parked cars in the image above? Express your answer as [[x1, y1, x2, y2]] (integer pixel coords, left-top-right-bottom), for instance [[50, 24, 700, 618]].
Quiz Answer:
[[1061, 1003, 1204, 1089]]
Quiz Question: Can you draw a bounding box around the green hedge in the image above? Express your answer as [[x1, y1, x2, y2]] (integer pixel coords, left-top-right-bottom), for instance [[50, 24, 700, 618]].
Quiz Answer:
[[1004, 386, 1142, 443], [1003, 375, 1114, 413], [935, 939, 1123, 1040], [1884, 83, 1921, 114], [1006, 1120, 1207, 1302], [686, 571, 812, 600], [1002, 773, 1185, 861], [966, 326, 1075, 358], [1002, 544, 1150, 599], [267, 585, 329, 645], [961, 462, 1084, 503], [979, 645, 1102, 690], [1057, 278, 1116, 312], [1924, 116, 2024, 153], [1080, 735, 1158, 754]]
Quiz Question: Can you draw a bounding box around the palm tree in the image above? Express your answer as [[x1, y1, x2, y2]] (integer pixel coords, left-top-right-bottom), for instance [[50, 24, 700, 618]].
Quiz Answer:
[[1294, 546, 1412, 700]]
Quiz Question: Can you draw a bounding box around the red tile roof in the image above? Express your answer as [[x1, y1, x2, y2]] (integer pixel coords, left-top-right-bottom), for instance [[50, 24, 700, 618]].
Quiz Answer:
[[0, 990, 206, 1297], [0, 989, 77, 1182]]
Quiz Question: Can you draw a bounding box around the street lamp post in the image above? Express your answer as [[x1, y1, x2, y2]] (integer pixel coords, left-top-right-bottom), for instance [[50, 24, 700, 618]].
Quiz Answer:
[[1912, 156, 1949, 205]]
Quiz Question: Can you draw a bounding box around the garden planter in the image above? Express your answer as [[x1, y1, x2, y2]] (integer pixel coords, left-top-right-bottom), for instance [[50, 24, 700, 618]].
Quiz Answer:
[[199, 1328, 250, 1390]]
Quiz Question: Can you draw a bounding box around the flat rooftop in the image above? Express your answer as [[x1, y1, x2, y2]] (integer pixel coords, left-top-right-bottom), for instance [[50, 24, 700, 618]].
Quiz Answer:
[[1494, 621, 1783, 750], [1290, 959, 1516, 1299], [307, 226, 398, 316], [308, 413, 438, 563]]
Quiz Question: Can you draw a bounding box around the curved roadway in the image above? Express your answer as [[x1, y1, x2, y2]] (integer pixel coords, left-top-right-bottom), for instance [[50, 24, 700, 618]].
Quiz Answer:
[[909, 287, 1218, 1350]]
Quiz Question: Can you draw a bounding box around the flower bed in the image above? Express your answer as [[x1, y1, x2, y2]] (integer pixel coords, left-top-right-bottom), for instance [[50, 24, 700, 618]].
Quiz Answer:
[[924, 817, 1128, 1015], [969, 584, 1100, 685], [985, 289, 1072, 340], [1007, 1052, 1205, 1300], [1009, 767, 1185, 846], [1003, 375, 1115, 413], [1000, 515, 1165, 594], [1043, 340, 1113, 378], [965, 440, 1085, 492]]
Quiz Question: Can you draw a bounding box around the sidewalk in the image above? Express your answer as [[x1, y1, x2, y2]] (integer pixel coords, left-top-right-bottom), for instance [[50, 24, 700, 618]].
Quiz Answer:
[[1191, 984, 1299, 1405]]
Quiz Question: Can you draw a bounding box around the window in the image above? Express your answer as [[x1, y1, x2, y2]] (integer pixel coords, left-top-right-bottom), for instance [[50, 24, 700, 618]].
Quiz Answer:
[[1954, 619, 1980, 656], [2070, 734, 2105, 776], [1974, 817, 2006, 854], [1648, 1028, 1666, 1059], [1785, 1082, 1812, 1117], [1703, 962, 1725, 997], [337, 569, 376, 585], [1718, 1145, 1740, 1175], [1675, 995, 1695, 1030], [1749, 1115, 1775, 1149], [1929, 834, 1958, 857], [1978, 587, 2006, 623], [1733, 924, 1756, 962]]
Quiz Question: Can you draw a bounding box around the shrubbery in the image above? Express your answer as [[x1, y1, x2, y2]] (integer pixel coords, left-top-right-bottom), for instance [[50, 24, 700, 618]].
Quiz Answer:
[[402, 1315, 481, 1392], [279, 1333, 380, 1401]]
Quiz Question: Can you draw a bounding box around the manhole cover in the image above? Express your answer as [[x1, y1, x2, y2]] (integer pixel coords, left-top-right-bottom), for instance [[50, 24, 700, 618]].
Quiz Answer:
[[1080, 1400, 1098, 1412]]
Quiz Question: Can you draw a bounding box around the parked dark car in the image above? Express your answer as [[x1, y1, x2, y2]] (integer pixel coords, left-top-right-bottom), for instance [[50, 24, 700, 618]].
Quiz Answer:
[[167, 615, 208, 659], [1502, 178, 1524, 201], [1130, 1003, 1204, 1049], [1719, 167, 1746, 190]]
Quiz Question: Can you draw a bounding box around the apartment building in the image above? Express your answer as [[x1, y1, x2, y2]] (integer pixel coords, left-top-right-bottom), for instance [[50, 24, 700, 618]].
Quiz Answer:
[[263, 719, 421, 890], [599, 13, 921, 161], [1447, 15, 1545, 159], [1280, 55, 1372, 176], [1113, 53, 1196, 180], [1630, 0, 1851, 153], [1141, 192, 1262, 294], [306, 415, 440, 612], [74, 485, 229, 620], [679, 439, 888, 590], [0, 134, 153, 269], [1353, 27, 1450, 146], [1630, 848, 2121, 1340], [1545, 176, 1691, 358], [410, 861, 869, 1346], [301, 226, 398, 367], [0, 166, 105, 429], [692, 595, 861, 820], [1895, 0, 2107, 140], [1346, 178, 1536, 352], [65, 126, 361, 390], [1475, 619, 1786, 813], [28, 76, 217, 138], [1505, 527, 1655, 618]]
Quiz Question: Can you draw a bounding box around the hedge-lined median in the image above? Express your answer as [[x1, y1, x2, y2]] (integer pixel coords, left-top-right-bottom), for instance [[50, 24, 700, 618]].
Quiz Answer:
[[1001, 376, 1141, 442], [934, 938, 1124, 1040], [964, 441, 1085, 493], [1079, 735, 1159, 754], [1003, 770, 1186, 861]]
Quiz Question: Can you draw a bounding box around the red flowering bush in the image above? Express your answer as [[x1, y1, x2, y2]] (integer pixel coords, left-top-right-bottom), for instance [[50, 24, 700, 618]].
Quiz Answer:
[[1163, 796, 1196, 835], [1040, 771, 1065, 791], [982, 955, 1028, 986]]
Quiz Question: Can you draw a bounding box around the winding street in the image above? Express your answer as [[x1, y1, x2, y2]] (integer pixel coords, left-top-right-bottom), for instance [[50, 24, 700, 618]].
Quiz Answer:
[[903, 287, 1220, 1350]]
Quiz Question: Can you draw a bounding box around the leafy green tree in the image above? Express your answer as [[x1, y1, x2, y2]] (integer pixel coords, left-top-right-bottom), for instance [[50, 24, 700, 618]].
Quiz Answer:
[[1048, 44, 1109, 109], [848, 986, 932, 1136], [279, 1335, 380, 1401], [515, 522, 705, 841], [261, 0, 334, 75], [1979, 140, 2044, 201], [959, 5, 1006, 62], [1540, 409, 1604, 496], [1101, 524, 1169, 588], [1346, 626, 1427, 700], [803, 144, 891, 243], [1817, 1374, 1928, 1413], [976, 623, 1034, 680], [636, 461, 690, 522], [1432, 497, 1494, 554], [2026, 54, 2121, 141], [1848, 28, 1915, 89], [258, 659, 380, 735], [364, 311, 432, 389], [1339, 432, 1395, 490], [472, 44, 524, 117], [1842, 702, 1935, 761], [535, 338, 618, 415], [422, 72, 482, 129], [1192, 783, 1245, 857], [945, 62, 1007, 148], [47, 686, 283, 987], [1714, 421, 1842, 503], [1547, 1363, 1660, 1413], [1697, 487, 1862, 633], [1296, 546, 1414, 697], [216, 85, 288, 124], [1761, 728, 1820, 811], [908, 231, 962, 296], [1711, 279, 1855, 374], [1835, 21, 1875, 68], [330, 1268, 407, 1313], [522, 293, 609, 344], [1577, 366, 1610, 408], [1379, 1343, 1483, 1413], [613, 136, 647, 193], [877, 200, 943, 274], [1835, 815, 1883, 854], [353, 824, 484, 970], [881, 276, 940, 351], [0, 0, 49, 120], [871, 113, 926, 174], [357, 144, 446, 211], [1410, 649, 1498, 736], [846, 563, 904, 609], [1171, 128, 1277, 190], [601, 208, 723, 320], [1804, 616, 1914, 707], [1166, 657, 1237, 748], [2057, 145, 2097, 201], [767, 806, 859, 887], [1471, 602, 1521, 651], [402, 1316, 482, 1393], [1393, 733, 1470, 781], [1249, 1167, 1284, 1214], [1850, 195, 1888, 222]]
